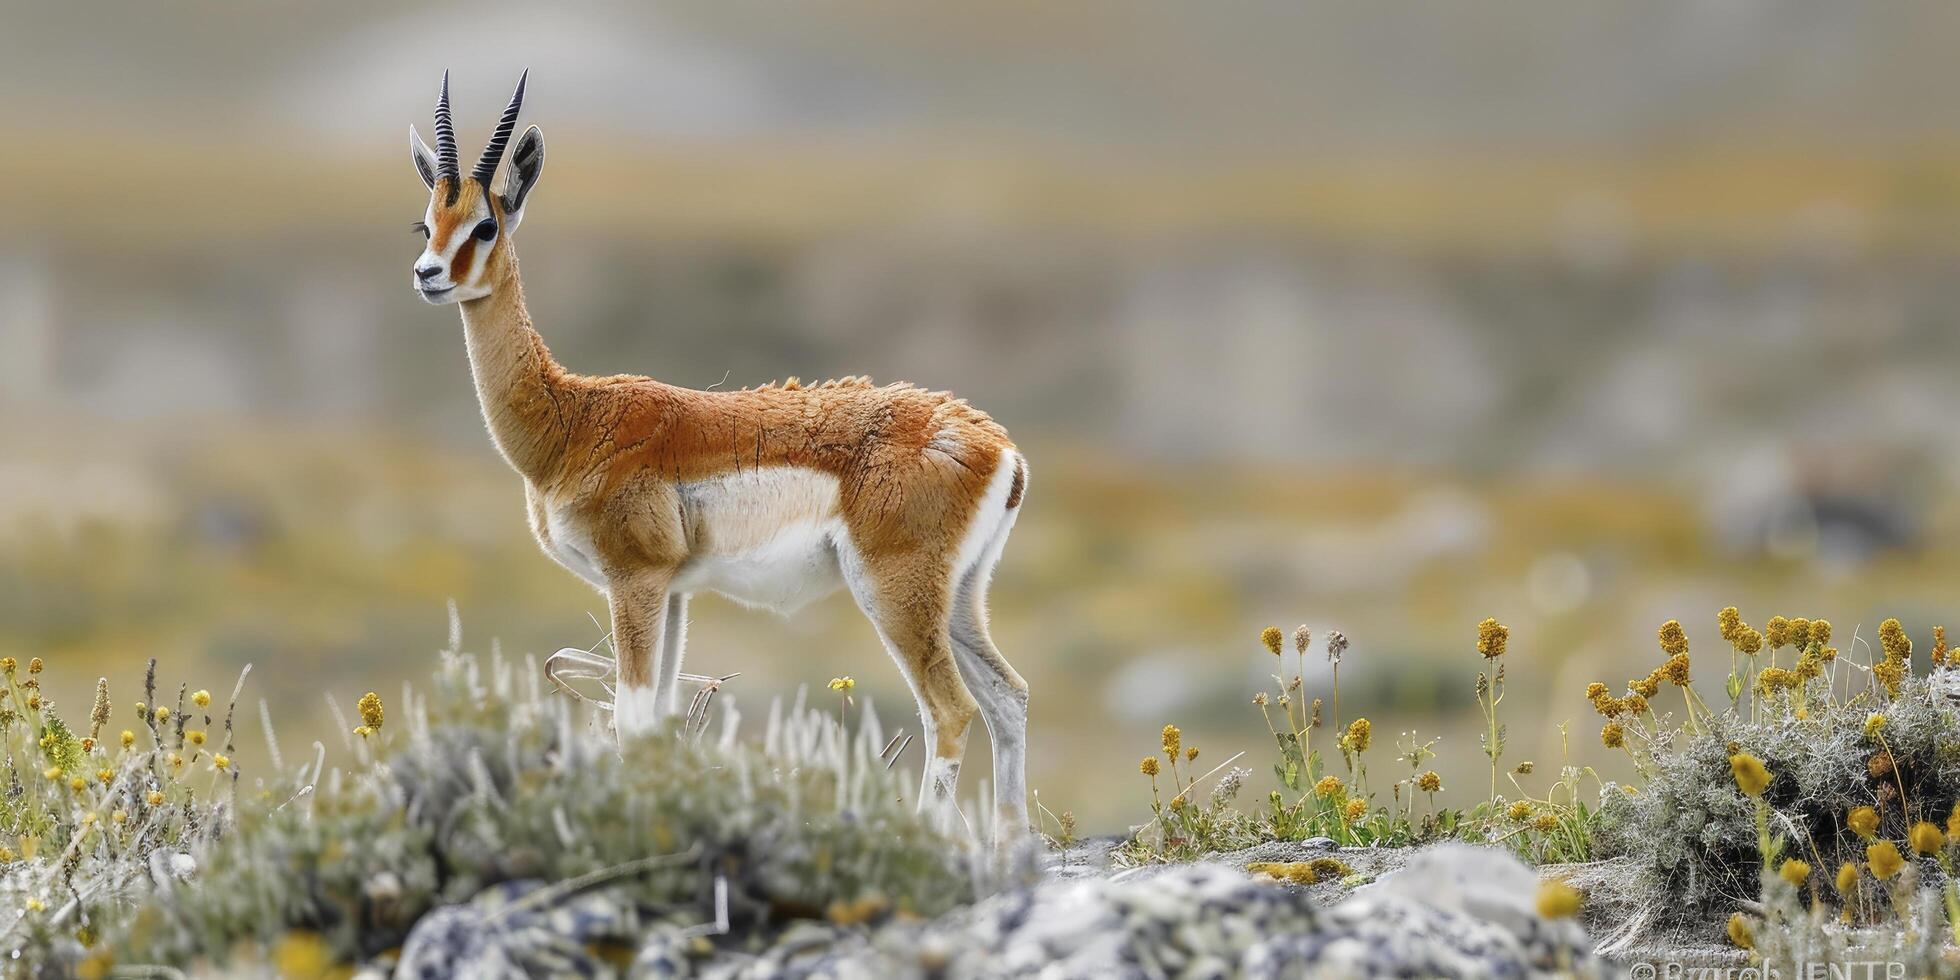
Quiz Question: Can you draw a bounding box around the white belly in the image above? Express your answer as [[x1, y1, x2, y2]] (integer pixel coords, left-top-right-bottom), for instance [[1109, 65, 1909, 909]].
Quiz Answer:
[[672, 468, 847, 613]]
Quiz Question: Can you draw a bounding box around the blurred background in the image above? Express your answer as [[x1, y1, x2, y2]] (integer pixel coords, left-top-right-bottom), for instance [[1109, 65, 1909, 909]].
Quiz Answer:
[[7, 1, 1960, 830]]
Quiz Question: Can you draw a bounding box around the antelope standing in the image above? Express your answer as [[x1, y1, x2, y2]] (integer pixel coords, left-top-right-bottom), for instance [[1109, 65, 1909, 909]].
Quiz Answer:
[[407, 73, 1031, 834]]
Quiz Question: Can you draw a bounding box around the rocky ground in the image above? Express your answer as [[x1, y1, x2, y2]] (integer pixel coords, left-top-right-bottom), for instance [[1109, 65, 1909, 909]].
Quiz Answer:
[[369, 837, 1616, 979]]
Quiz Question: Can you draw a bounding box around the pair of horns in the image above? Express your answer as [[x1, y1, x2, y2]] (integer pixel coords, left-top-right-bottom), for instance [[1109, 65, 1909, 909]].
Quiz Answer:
[[431, 69, 528, 190]]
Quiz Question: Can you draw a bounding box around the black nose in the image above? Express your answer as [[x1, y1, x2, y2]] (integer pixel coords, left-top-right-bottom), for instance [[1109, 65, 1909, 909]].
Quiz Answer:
[[416, 265, 442, 281]]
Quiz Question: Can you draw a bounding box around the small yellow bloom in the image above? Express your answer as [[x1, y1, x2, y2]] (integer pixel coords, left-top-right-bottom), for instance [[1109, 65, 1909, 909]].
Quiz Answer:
[[119, 730, 134, 748], [111, 810, 126, 825], [1601, 722, 1625, 749], [353, 725, 372, 738], [1315, 775, 1345, 799], [212, 754, 231, 772], [1727, 912, 1754, 950], [1340, 718, 1371, 754], [1342, 798, 1367, 823], [1849, 806, 1880, 840], [191, 689, 211, 708], [0, 847, 12, 863], [1729, 753, 1771, 798], [27, 657, 42, 674], [145, 791, 164, 806], [1779, 859, 1810, 887], [1718, 606, 1742, 642], [68, 777, 85, 792], [24, 898, 44, 914], [1868, 840, 1905, 881], [1507, 800, 1533, 821], [1836, 861, 1859, 893], [1879, 618, 1911, 662], [357, 691, 384, 730], [152, 706, 170, 723], [1911, 821, 1944, 856], [1169, 794, 1188, 811], [826, 677, 854, 693], [1532, 812, 1559, 833], [42, 766, 61, 782], [1184, 747, 1198, 762], [1658, 620, 1689, 656], [1476, 618, 1509, 658], [1874, 659, 1905, 698], [1261, 626, 1284, 656], [166, 752, 184, 770], [1139, 757, 1160, 777], [186, 730, 205, 746], [1734, 627, 1763, 656], [1765, 616, 1791, 650], [1416, 771, 1442, 793], [1161, 724, 1181, 756], [1536, 879, 1582, 919], [96, 769, 111, 785], [1812, 619, 1832, 646]]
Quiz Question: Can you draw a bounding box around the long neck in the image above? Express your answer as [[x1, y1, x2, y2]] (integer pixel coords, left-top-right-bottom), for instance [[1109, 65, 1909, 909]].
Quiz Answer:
[[458, 256, 571, 483]]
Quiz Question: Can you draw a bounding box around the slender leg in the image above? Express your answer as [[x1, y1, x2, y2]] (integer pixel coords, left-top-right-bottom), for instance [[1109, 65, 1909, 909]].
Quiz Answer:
[[654, 593, 690, 717], [950, 571, 1030, 840], [608, 573, 670, 742], [839, 546, 977, 808], [948, 501, 1030, 842]]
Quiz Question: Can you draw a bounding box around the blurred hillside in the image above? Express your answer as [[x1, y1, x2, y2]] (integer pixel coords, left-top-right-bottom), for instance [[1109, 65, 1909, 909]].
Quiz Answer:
[[6, 2, 1960, 827]]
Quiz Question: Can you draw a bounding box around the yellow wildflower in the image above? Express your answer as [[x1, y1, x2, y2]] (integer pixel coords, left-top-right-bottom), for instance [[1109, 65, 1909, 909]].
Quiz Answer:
[[1727, 912, 1754, 950], [1507, 800, 1533, 821], [826, 677, 855, 693], [1629, 675, 1660, 698], [1812, 620, 1832, 647], [111, 810, 125, 825], [1789, 617, 1811, 650], [1532, 812, 1559, 833], [1476, 618, 1509, 658], [212, 754, 231, 772], [1261, 626, 1284, 656], [1911, 821, 1944, 856], [1660, 653, 1692, 686], [1933, 626, 1950, 667], [1161, 724, 1181, 756], [1601, 722, 1625, 749], [1139, 757, 1160, 777], [1315, 775, 1345, 799], [1718, 606, 1742, 642], [191, 689, 211, 709], [68, 777, 85, 792], [27, 657, 41, 674], [1185, 746, 1198, 762], [1416, 771, 1442, 793], [1734, 627, 1764, 656], [119, 730, 134, 749], [1865, 713, 1887, 738], [1169, 794, 1188, 811], [145, 790, 164, 806], [1536, 880, 1582, 919], [353, 725, 372, 738], [1873, 659, 1904, 698], [1342, 798, 1367, 823], [1730, 753, 1771, 797], [1658, 619, 1689, 656], [152, 706, 169, 724], [1779, 859, 1810, 887], [1836, 861, 1859, 893], [186, 730, 205, 746], [1341, 718, 1371, 754], [96, 769, 111, 785], [1765, 616, 1791, 650], [1849, 806, 1880, 840], [1868, 840, 1905, 881], [1879, 618, 1911, 662]]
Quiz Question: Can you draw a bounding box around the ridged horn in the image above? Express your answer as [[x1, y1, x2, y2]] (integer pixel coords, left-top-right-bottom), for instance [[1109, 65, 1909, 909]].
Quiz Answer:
[[433, 70, 459, 182], [472, 69, 528, 186]]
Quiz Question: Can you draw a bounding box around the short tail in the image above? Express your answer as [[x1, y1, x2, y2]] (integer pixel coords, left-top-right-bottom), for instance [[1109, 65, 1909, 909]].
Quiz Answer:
[[1005, 454, 1027, 509]]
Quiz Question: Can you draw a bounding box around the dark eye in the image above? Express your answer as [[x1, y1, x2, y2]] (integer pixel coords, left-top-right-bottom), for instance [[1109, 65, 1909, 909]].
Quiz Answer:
[[472, 219, 498, 241], [411, 221, 429, 239]]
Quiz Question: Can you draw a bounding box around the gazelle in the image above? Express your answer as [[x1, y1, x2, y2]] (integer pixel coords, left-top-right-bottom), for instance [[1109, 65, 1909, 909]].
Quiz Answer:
[[407, 73, 1031, 835]]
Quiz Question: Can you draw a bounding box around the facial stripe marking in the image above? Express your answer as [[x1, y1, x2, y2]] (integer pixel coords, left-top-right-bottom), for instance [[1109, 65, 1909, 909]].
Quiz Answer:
[[451, 237, 478, 284]]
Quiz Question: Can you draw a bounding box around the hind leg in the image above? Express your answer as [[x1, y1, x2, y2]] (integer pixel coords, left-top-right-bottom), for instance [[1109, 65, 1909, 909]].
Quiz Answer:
[[839, 546, 978, 807], [949, 511, 1030, 840]]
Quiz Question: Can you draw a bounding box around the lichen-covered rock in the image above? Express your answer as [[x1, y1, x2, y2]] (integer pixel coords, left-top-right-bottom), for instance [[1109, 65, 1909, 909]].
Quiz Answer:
[[872, 843, 1597, 979]]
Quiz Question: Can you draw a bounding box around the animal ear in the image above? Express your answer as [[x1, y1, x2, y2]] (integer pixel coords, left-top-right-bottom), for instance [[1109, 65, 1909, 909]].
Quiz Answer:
[[409, 124, 439, 190], [499, 125, 545, 228]]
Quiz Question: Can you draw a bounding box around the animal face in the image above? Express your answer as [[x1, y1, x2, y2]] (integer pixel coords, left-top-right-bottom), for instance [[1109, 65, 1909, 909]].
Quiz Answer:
[[408, 71, 545, 305]]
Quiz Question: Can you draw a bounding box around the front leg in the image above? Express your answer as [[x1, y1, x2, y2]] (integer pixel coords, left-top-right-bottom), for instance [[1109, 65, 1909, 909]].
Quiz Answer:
[[608, 572, 671, 742]]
